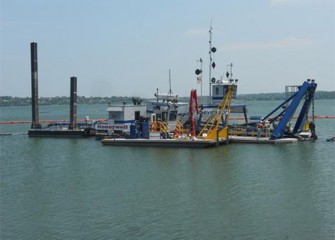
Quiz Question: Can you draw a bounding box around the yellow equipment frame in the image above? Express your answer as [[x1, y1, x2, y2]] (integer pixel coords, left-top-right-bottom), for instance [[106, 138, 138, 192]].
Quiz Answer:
[[197, 85, 234, 140]]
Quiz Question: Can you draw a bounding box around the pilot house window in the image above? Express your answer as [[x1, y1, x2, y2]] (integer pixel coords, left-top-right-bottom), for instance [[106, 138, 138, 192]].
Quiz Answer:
[[215, 87, 219, 95]]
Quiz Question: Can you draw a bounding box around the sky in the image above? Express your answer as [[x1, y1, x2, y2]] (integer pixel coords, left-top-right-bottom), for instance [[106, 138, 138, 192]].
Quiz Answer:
[[1, 0, 334, 98]]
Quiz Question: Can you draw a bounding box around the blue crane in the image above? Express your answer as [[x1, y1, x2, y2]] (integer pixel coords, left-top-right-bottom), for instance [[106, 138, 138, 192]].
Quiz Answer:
[[260, 81, 317, 140]]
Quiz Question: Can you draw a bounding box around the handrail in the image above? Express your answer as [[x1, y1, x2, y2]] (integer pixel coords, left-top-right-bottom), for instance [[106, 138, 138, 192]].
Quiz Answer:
[[197, 85, 234, 139]]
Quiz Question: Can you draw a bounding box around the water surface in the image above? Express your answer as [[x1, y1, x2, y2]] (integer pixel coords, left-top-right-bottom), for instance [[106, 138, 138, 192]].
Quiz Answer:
[[1, 100, 334, 239]]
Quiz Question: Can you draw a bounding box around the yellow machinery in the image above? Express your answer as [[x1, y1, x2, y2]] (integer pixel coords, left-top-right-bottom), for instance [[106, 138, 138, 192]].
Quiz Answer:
[[197, 85, 234, 140], [150, 121, 169, 134]]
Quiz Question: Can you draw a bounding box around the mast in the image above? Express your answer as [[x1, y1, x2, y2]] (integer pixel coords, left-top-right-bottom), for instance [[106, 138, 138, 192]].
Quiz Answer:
[[200, 58, 203, 104], [209, 23, 213, 100], [168, 69, 172, 96], [195, 58, 203, 104], [208, 21, 216, 102], [226, 63, 233, 80]]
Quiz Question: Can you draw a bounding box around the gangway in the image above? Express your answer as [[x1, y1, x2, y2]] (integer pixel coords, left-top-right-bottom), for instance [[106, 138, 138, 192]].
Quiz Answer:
[[260, 81, 317, 140]]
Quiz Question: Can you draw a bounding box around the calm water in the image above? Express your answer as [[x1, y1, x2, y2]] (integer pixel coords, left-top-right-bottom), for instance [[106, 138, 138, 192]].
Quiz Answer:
[[1, 100, 335, 240]]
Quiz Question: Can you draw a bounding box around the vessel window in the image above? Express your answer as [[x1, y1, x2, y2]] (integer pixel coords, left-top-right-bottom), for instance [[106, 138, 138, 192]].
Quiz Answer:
[[135, 111, 140, 121], [162, 112, 168, 122], [169, 111, 177, 121], [109, 112, 122, 120], [151, 114, 156, 122], [215, 87, 219, 95]]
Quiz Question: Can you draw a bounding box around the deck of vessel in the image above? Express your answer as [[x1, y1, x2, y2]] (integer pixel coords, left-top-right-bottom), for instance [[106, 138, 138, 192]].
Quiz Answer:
[[229, 136, 298, 144], [101, 138, 227, 148]]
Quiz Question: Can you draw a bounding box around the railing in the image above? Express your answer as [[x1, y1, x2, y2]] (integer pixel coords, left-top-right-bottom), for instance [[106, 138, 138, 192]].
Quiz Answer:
[[197, 85, 234, 139], [150, 121, 170, 138], [173, 120, 184, 138]]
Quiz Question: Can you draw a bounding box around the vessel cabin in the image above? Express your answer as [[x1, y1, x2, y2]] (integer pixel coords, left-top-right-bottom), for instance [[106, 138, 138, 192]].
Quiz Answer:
[[207, 80, 246, 117], [107, 104, 147, 123], [95, 103, 147, 134], [211, 80, 237, 103]]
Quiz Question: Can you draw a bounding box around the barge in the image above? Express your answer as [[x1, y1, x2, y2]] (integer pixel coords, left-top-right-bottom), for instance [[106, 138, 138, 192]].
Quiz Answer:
[[28, 128, 90, 138], [101, 138, 225, 148], [229, 136, 298, 144], [27, 42, 94, 138]]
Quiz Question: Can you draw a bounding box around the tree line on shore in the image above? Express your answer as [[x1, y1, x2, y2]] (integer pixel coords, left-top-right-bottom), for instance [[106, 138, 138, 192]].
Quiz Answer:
[[1, 91, 334, 107]]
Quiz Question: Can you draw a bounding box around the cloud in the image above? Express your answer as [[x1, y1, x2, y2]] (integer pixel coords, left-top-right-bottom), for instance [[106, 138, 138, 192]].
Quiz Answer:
[[184, 29, 208, 37], [222, 37, 314, 51]]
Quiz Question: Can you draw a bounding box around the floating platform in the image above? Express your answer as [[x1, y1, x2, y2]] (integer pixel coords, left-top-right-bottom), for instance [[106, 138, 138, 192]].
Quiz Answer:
[[229, 136, 298, 144], [28, 129, 91, 138], [0, 133, 13, 136], [101, 138, 227, 148]]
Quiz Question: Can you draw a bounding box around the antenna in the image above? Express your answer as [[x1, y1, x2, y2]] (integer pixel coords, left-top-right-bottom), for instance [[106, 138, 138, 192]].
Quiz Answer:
[[200, 58, 203, 104], [226, 63, 233, 79], [195, 58, 203, 105], [168, 69, 173, 96]]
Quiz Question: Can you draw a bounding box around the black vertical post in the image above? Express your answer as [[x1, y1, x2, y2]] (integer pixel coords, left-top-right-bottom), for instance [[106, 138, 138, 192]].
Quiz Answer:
[[30, 42, 40, 129], [69, 76, 77, 130]]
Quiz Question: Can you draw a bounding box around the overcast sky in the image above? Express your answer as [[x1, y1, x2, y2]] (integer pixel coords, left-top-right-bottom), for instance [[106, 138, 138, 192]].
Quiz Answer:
[[1, 0, 334, 98]]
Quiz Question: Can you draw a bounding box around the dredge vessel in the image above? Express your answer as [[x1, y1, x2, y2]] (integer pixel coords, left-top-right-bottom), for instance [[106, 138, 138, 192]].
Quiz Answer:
[[101, 84, 236, 148]]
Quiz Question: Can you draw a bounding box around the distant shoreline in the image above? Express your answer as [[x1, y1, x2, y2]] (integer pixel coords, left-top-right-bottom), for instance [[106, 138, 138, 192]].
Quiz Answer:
[[1, 91, 334, 107]]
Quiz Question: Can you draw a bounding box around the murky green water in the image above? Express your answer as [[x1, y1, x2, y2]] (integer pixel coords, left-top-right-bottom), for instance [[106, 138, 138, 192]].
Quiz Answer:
[[1, 100, 334, 239]]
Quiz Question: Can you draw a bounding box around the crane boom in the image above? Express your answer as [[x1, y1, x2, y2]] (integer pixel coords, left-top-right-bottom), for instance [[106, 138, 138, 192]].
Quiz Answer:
[[257, 81, 317, 140]]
